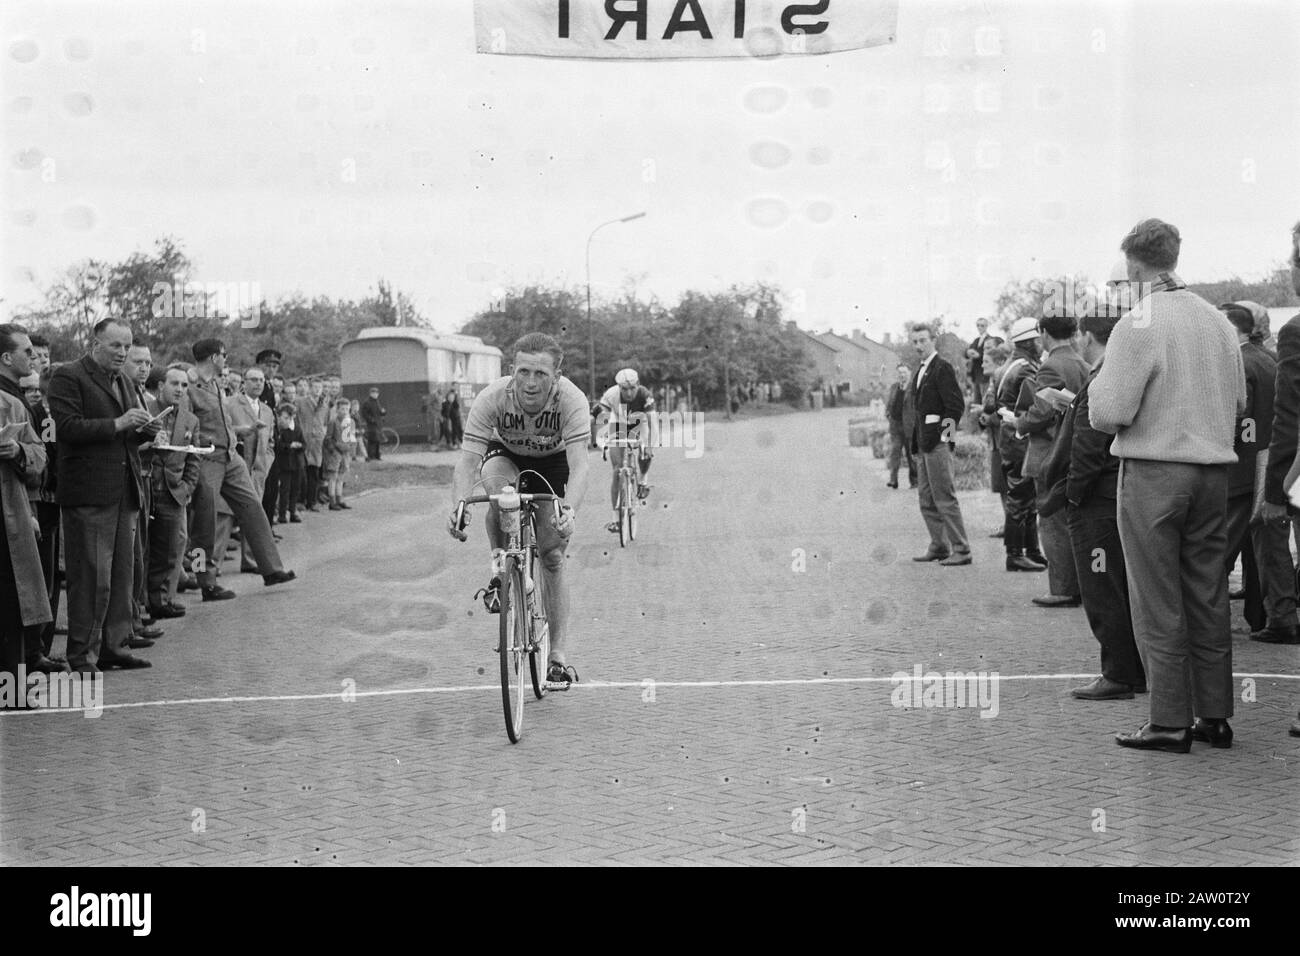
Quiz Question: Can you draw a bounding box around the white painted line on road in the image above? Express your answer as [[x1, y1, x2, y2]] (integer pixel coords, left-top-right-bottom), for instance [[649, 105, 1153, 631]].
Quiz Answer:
[[3, 672, 1298, 718]]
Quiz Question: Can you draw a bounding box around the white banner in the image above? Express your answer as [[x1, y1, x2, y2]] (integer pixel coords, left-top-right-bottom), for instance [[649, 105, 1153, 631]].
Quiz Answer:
[[474, 0, 898, 60]]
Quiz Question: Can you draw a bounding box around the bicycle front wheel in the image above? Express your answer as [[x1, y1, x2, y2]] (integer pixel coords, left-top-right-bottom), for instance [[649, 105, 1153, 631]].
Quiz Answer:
[[528, 554, 549, 700], [381, 427, 400, 451], [499, 562, 528, 743]]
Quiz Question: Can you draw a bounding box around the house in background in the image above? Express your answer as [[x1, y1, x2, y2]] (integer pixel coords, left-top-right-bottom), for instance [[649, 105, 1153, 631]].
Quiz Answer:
[[813, 330, 897, 399]]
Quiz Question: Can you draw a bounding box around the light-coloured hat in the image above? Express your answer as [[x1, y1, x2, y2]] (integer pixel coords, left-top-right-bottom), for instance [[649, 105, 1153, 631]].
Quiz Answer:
[[1010, 316, 1041, 343]]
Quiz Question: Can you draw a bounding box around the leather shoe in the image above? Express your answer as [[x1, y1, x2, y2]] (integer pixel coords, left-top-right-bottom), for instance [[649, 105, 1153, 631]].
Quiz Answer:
[[201, 585, 236, 601], [1071, 676, 1134, 700], [886, 480, 898, 489], [136, 623, 164, 639], [1024, 550, 1048, 566], [939, 553, 972, 566], [263, 570, 297, 587], [1115, 723, 1191, 753], [149, 602, 186, 619], [126, 637, 155, 649], [1006, 554, 1046, 572], [177, 573, 199, 593], [289, 514, 303, 524], [1249, 625, 1300, 645], [1033, 594, 1081, 608], [912, 551, 950, 562], [27, 654, 70, 674], [1290, 714, 1300, 738], [988, 529, 1004, 538], [99, 653, 152, 670], [240, 564, 260, 574], [1191, 718, 1233, 749], [1229, 586, 1245, 600]]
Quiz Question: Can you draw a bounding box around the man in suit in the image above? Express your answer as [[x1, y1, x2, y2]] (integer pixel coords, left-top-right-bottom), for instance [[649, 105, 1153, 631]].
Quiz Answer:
[[965, 317, 992, 403], [1015, 315, 1091, 607], [1255, 220, 1300, 738], [1217, 303, 1293, 643], [226, 366, 275, 573], [47, 318, 161, 671], [885, 363, 916, 489], [1064, 310, 1146, 700], [187, 338, 296, 601], [361, 386, 386, 461], [254, 349, 282, 521], [146, 365, 201, 619], [1091, 218, 1244, 753], [906, 322, 971, 566], [0, 325, 52, 691], [296, 379, 328, 510], [19, 367, 64, 673], [123, 344, 164, 648]]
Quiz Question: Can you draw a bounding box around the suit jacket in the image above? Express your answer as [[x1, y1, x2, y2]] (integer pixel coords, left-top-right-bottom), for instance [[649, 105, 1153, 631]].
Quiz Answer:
[[48, 354, 147, 508], [296, 394, 326, 466], [150, 405, 202, 508], [361, 397, 386, 433], [0, 387, 50, 626], [1232, 341, 1276, 497], [967, 333, 989, 379], [905, 354, 965, 455], [225, 392, 275, 482], [886, 381, 907, 431], [1265, 312, 1300, 507], [186, 367, 239, 454], [1018, 342, 1091, 478], [1065, 365, 1118, 506]]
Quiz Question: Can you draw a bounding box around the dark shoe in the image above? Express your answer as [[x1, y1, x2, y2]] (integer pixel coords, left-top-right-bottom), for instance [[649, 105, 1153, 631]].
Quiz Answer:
[[289, 514, 303, 524], [176, 574, 199, 593], [201, 585, 236, 602], [1032, 594, 1081, 608], [1229, 587, 1245, 600], [275, 514, 286, 524], [939, 552, 972, 566], [149, 602, 186, 619], [136, 623, 164, 639], [1191, 718, 1233, 749], [99, 653, 152, 670], [1023, 550, 1048, 566], [546, 661, 579, 686], [908, 481, 918, 489], [1006, 553, 1046, 572], [263, 570, 297, 587], [328, 502, 342, 511], [336, 501, 351, 509], [1115, 723, 1191, 753], [305, 504, 319, 512], [240, 565, 260, 574], [886, 480, 898, 489], [1250, 625, 1300, 645], [636, 484, 650, 501], [126, 637, 155, 649], [27, 654, 70, 674], [1070, 676, 1134, 700], [988, 529, 1004, 538], [913, 550, 950, 562], [1290, 714, 1300, 738]]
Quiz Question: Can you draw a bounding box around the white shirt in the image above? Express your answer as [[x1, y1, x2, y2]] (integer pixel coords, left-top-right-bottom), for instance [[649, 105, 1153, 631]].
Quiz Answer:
[[915, 352, 938, 390]]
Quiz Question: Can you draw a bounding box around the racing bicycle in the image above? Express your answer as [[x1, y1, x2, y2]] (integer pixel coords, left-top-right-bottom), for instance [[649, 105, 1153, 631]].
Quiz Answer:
[[603, 434, 648, 547]]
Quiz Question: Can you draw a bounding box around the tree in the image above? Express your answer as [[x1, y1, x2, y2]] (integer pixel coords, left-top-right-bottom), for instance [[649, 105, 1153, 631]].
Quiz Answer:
[[992, 275, 1092, 335], [106, 236, 193, 340], [1186, 266, 1297, 309]]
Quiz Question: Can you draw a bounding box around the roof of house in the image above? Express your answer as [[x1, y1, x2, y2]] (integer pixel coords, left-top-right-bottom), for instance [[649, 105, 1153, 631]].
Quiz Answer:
[[796, 329, 839, 353], [815, 331, 892, 354]]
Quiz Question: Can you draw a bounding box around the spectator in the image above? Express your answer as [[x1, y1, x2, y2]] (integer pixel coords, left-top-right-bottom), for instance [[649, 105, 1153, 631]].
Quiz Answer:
[[966, 317, 992, 402], [998, 318, 1048, 572], [362, 386, 386, 460], [272, 405, 305, 523], [349, 399, 364, 460], [1091, 217, 1244, 753], [1015, 314, 1090, 608], [905, 322, 971, 566], [226, 366, 275, 573], [255, 349, 284, 521], [27, 333, 50, 375], [296, 379, 327, 510], [1063, 310, 1146, 700], [446, 390, 462, 449], [123, 344, 164, 649], [976, 339, 1011, 537], [1258, 220, 1300, 738], [186, 337, 296, 601], [19, 368, 63, 672], [48, 318, 159, 671], [255, 349, 283, 410], [884, 363, 916, 489], [322, 397, 354, 510], [146, 365, 201, 619], [0, 325, 52, 689]]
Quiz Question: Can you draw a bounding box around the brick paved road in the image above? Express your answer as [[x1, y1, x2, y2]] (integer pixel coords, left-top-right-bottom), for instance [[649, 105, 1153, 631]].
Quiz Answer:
[[3, 407, 1298, 865]]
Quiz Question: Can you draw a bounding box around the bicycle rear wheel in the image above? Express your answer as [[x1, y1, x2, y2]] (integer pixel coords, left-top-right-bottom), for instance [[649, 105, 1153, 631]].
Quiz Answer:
[[499, 561, 527, 742], [628, 472, 638, 541], [528, 550, 549, 699]]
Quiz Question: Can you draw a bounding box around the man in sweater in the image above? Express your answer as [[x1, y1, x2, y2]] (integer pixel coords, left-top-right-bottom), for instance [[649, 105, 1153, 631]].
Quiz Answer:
[[1090, 218, 1245, 753]]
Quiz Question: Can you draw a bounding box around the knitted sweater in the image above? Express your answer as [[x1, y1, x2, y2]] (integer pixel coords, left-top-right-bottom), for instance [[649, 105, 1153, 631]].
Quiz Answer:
[[1089, 286, 1245, 465]]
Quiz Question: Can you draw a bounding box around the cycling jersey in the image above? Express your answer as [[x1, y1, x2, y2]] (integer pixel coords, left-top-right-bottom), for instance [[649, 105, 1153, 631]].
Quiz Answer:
[[462, 375, 590, 458], [598, 384, 655, 428]]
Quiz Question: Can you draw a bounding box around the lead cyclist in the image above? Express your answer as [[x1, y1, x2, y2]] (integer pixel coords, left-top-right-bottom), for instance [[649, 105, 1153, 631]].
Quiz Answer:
[[446, 332, 591, 686], [594, 367, 657, 534]]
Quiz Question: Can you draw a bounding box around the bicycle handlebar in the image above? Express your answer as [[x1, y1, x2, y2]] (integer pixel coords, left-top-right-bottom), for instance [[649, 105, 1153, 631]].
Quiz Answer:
[[452, 491, 562, 542]]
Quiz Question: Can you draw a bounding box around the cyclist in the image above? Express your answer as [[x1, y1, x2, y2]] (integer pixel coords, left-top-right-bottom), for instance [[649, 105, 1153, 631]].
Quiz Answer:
[[447, 332, 591, 685], [595, 368, 656, 533]]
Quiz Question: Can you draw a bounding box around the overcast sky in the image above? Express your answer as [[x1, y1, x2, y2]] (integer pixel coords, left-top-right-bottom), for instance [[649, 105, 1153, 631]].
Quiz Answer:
[[3, 0, 1298, 341]]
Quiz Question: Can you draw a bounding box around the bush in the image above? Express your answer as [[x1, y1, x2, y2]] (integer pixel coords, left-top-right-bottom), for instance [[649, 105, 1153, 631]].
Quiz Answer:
[[951, 433, 991, 491]]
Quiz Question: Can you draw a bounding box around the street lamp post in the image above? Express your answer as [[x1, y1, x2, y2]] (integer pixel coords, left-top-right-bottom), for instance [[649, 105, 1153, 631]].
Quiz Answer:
[[586, 211, 646, 399]]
